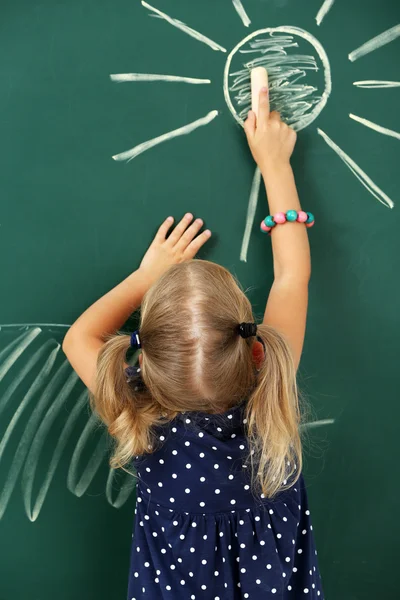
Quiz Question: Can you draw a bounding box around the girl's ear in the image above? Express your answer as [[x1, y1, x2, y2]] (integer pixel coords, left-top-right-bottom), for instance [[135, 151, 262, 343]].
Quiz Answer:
[[252, 340, 265, 369], [139, 353, 143, 368]]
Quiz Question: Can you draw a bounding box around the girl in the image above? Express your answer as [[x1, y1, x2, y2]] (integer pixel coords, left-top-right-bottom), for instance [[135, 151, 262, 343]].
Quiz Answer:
[[63, 88, 323, 599]]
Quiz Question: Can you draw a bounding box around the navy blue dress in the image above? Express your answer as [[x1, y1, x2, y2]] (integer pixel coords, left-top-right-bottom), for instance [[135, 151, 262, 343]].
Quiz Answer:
[[127, 400, 324, 599]]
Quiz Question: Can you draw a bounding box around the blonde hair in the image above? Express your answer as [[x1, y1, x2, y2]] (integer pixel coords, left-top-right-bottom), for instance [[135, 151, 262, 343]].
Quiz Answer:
[[91, 260, 302, 498]]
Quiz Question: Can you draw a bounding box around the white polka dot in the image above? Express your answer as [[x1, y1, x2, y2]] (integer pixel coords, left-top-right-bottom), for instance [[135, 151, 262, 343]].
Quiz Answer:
[[302, 529, 307, 534], [145, 467, 151, 472], [172, 427, 177, 433], [272, 588, 277, 594], [240, 543, 246, 549], [298, 549, 303, 554], [144, 562, 150, 567], [305, 510, 310, 515], [260, 540, 265, 546], [228, 474, 234, 480], [186, 463, 191, 469], [198, 432, 204, 437], [269, 509, 274, 515], [283, 516, 288, 522], [161, 548, 166, 554], [244, 595, 249, 599], [179, 534, 185, 540], [199, 452, 205, 458], [192, 522, 197, 527], [285, 557, 290, 562], [252, 555, 257, 560], [217, 427, 222, 432], [203, 534, 208, 540], [304, 589, 309, 594], [173, 520, 178, 526], [267, 564, 272, 569], [177, 558, 182, 563], [255, 515, 260, 521], [244, 484, 250, 490], [202, 559, 207, 565], [186, 418, 191, 423], [185, 488, 190, 494], [293, 567, 298, 573], [212, 446, 217, 450], [256, 579, 261, 584], [231, 433, 236, 438], [288, 585, 292, 591], [155, 577, 159, 583], [172, 473, 177, 479], [317, 592, 321, 596], [277, 533, 282, 539], [282, 572, 286, 577], [227, 455, 232, 459], [215, 489, 221, 494], [152, 531, 158, 537], [200, 476, 206, 482], [189, 571, 194, 576], [239, 519, 244, 525], [201, 585, 207, 590], [158, 482, 163, 487], [230, 499, 236, 505], [166, 585, 171, 591], [144, 515, 150, 520], [134, 572, 139, 577], [180, 579, 185, 585], [185, 441, 190, 446], [172, 450, 178, 455], [219, 532, 224, 537], [240, 568, 246, 573], [214, 464, 219, 469], [214, 570, 219, 576], [243, 418, 247, 424], [200, 501, 205, 507], [170, 564, 175, 570]]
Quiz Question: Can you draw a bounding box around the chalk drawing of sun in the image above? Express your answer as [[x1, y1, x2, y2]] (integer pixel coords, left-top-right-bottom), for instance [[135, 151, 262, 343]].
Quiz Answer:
[[111, 1, 398, 261]]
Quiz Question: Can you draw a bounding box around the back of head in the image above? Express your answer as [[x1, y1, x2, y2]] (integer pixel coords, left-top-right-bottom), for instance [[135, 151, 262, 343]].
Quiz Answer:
[[92, 260, 302, 498]]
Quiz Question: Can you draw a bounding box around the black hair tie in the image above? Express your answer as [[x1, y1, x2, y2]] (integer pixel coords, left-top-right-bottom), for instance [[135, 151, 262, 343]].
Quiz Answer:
[[238, 322, 257, 339]]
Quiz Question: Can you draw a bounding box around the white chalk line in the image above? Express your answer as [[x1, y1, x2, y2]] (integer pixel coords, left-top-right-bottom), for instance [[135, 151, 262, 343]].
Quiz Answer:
[[318, 128, 394, 209], [113, 110, 219, 162], [21, 376, 85, 522], [316, 0, 335, 26], [110, 73, 211, 85], [0, 359, 75, 520], [240, 167, 262, 263], [353, 80, 400, 88], [349, 113, 400, 141], [302, 418, 335, 430], [223, 27, 332, 132], [106, 467, 136, 509], [349, 24, 400, 62], [67, 412, 107, 498], [0, 327, 41, 383], [232, 0, 251, 28], [141, 1, 226, 53]]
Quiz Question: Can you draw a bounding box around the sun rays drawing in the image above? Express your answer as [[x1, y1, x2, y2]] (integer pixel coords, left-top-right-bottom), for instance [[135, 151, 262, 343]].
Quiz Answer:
[[111, 0, 398, 262]]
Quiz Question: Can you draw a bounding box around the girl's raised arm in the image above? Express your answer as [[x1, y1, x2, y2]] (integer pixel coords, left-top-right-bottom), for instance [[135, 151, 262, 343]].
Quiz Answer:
[[244, 89, 311, 369]]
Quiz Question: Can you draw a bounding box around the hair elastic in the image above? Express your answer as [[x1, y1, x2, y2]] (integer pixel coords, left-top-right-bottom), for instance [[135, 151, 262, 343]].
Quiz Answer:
[[260, 210, 314, 234], [238, 322, 257, 338], [130, 330, 141, 350]]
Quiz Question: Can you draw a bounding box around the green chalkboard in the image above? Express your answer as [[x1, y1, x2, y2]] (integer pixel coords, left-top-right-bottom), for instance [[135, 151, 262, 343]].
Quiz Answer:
[[1, 0, 399, 598]]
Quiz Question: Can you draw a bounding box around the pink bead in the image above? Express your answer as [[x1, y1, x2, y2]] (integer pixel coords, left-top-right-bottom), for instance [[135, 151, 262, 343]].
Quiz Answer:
[[306, 221, 315, 228], [260, 221, 272, 232], [274, 212, 286, 224], [297, 211, 308, 223]]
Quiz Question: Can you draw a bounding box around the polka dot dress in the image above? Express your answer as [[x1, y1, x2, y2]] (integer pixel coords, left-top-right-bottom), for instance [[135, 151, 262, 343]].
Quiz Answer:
[[128, 400, 324, 599]]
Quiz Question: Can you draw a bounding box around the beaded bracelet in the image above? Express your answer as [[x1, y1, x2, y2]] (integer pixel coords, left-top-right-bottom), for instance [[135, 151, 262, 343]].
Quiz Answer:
[[260, 210, 314, 234]]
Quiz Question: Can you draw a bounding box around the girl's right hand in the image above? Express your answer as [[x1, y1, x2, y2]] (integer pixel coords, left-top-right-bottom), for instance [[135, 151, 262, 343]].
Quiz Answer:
[[139, 214, 211, 286], [243, 88, 297, 176]]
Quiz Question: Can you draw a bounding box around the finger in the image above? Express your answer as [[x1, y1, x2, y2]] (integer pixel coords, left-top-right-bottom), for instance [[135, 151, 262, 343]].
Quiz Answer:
[[155, 216, 174, 242], [258, 87, 270, 125], [243, 110, 256, 138], [175, 218, 205, 251], [184, 229, 212, 259], [167, 213, 194, 246], [269, 110, 281, 122]]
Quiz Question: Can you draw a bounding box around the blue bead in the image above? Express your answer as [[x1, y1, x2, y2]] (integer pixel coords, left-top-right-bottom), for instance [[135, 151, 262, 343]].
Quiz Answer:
[[265, 215, 275, 228], [306, 212, 314, 224], [286, 210, 298, 222]]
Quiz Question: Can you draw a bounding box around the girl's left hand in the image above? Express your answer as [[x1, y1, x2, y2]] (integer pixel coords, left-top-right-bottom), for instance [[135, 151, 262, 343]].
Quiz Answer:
[[139, 214, 211, 284]]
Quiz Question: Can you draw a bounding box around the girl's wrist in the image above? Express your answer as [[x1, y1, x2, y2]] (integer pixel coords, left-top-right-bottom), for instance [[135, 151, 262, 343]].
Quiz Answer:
[[261, 161, 292, 183]]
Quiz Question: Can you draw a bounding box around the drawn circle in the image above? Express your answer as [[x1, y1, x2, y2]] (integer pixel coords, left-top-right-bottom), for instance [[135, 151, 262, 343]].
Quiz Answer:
[[223, 27, 332, 131]]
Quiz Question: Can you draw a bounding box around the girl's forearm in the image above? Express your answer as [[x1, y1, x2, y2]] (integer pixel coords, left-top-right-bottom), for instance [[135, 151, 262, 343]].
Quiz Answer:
[[262, 164, 311, 282], [64, 268, 151, 344]]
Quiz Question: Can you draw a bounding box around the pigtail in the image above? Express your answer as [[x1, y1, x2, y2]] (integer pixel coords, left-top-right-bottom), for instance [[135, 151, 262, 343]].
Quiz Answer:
[[245, 324, 302, 499], [90, 334, 163, 469]]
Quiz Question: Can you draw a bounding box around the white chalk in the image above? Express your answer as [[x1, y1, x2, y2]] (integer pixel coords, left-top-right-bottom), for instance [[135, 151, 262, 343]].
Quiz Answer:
[[251, 67, 269, 118]]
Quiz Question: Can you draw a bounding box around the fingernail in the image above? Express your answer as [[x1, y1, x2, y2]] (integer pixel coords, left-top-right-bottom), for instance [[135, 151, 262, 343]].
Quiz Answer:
[[167, 216, 174, 222], [196, 219, 203, 225], [261, 87, 268, 94], [186, 213, 193, 219], [205, 230, 212, 236]]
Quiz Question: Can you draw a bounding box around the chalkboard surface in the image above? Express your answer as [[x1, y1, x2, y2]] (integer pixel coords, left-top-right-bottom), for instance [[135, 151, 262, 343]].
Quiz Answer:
[[1, 0, 399, 598]]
